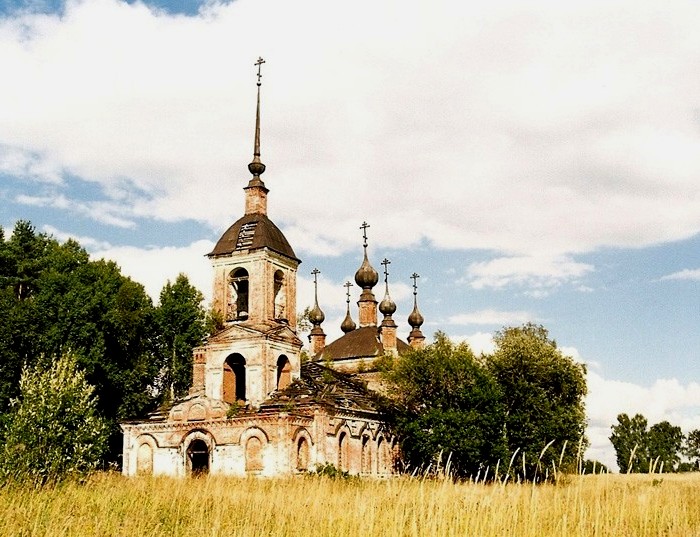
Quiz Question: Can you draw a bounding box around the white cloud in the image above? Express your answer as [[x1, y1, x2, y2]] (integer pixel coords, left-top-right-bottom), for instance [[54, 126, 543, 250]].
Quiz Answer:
[[464, 255, 594, 292], [0, 0, 698, 263], [42, 224, 112, 250], [451, 332, 497, 356], [15, 193, 136, 228], [661, 268, 700, 281], [92, 239, 214, 303], [585, 370, 700, 470], [448, 309, 533, 326]]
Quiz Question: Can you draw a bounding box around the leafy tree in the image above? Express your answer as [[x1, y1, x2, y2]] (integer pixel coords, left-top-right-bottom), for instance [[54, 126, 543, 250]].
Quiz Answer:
[[647, 421, 683, 472], [486, 323, 587, 479], [683, 429, 700, 471], [155, 273, 208, 402], [382, 332, 507, 478], [610, 413, 650, 473], [0, 222, 161, 462], [0, 354, 109, 484]]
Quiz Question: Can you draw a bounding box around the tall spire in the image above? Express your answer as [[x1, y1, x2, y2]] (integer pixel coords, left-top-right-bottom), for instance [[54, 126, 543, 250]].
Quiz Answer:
[[244, 57, 269, 215], [340, 281, 357, 333], [354, 221, 379, 327], [308, 268, 326, 356], [248, 57, 266, 178], [407, 272, 425, 349]]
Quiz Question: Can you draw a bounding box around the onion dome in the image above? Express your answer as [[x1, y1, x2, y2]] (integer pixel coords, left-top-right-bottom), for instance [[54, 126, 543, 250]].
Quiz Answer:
[[354, 222, 379, 290], [340, 281, 357, 333], [379, 258, 397, 317], [309, 268, 325, 326], [408, 272, 424, 330]]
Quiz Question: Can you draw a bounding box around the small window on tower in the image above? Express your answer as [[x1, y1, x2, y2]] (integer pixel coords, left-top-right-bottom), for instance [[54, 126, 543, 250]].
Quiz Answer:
[[227, 268, 249, 321], [273, 270, 285, 320]]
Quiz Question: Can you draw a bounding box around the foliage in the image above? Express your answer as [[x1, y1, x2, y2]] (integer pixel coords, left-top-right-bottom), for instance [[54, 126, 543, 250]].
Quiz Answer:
[[647, 421, 683, 472], [0, 354, 109, 484], [0, 221, 209, 464], [155, 274, 208, 402], [382, 332, 507, 478], [486, 323, 587, 479], [683, 429, 700, 471], [580, 459, 609, 474], [610, 413, 684, 473], [310, 462, 352, 479], [610, 413, 650, 473]]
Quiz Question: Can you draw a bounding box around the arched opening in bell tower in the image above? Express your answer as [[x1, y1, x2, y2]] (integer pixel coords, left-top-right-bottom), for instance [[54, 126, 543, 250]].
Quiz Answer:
[[276, 355, 291, 390], [227, 268, 249, 321], [223, 353, 246, 404], [273, 270, 286, 320]]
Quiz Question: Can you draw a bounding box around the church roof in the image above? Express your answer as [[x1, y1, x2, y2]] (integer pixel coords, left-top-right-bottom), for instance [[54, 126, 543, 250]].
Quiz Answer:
[[313, 326, 411, 362], [263, 361, 381, 412], [208, 213, 299, 262]]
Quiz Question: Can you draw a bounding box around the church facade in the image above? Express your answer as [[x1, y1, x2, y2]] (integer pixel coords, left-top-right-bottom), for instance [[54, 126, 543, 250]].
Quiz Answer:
[[120, 61, 426, 477]]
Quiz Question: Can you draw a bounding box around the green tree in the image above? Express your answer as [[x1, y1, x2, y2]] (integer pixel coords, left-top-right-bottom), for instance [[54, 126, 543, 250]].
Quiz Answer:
[[683, 429, 700, 471], [0, 354, 109, 484], [610, 413, 650, 473], [155, 273, 208, 402], [486, 323, 587, 480], [382, 332, 507, 478], [0, 222, 161, 462], [647, 421, 683, 472]]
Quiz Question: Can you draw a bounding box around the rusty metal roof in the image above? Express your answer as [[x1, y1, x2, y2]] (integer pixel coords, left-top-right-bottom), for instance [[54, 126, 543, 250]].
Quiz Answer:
[[263, 361, 380, 412], [208, 213, 298, 261], [314, 326, 411, 362]]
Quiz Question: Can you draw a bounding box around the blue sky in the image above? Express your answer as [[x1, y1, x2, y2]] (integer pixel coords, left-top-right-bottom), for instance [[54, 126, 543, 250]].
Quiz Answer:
[[1, 0, 698, 468]]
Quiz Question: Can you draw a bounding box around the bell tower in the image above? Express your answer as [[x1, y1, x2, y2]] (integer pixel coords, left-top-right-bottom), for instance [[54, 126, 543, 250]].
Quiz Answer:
[[194, 58, 303, 408]]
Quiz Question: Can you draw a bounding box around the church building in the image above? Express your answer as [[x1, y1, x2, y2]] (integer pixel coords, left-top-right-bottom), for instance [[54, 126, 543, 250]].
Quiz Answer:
[[120, 59, 426, 477]]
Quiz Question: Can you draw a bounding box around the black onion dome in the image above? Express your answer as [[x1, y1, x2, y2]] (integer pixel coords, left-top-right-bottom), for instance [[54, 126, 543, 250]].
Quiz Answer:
[[354, 253, 379, 289], [408, 303, 424, 329], [208, 213, 299, 261]]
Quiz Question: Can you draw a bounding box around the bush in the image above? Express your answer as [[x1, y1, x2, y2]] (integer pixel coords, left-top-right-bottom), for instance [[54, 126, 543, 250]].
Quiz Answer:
[[0, 354, 108, 485]]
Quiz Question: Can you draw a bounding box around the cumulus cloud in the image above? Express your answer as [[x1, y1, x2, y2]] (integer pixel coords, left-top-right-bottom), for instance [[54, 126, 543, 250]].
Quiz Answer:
[[586, 370, 700, 470], [463, 255, 594, 293], [448, 309, 533, 326], [661, 268, 700, 281], [92, 239, 214, 303], [0, 0, 698, 277]]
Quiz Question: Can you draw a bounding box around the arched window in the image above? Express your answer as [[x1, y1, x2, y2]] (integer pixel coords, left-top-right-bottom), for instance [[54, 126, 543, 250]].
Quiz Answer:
[[296, 437, 310, 471], [361, 435, 372, 474], [223, 354, 246, 404], [187, 439, 209, 476], [227, 268, 249, 321], [276, 355, 291, 390], [273, 270, 286, 319], [136, 442, 153, 475], [338, 432, 349, 472], [245, 436, 264, 472], [377, 437, 390, 475]]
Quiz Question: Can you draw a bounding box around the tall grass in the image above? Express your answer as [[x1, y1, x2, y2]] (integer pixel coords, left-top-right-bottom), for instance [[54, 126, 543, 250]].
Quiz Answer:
[[1, 472, 699, 536]]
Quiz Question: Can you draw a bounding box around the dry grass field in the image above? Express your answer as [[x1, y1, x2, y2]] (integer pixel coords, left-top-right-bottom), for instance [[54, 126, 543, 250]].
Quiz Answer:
[[2, 472, 699, 536]]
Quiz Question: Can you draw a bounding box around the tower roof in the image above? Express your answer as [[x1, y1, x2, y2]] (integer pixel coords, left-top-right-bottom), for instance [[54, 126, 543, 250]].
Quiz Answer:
[[208, 213, 299, 261]]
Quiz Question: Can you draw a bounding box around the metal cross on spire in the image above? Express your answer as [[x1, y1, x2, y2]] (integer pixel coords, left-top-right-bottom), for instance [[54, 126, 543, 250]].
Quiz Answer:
[[381, 258, 391, 284], [344, 281, 353, 303], [411, 272, 420, 295], [254, 57, 265, 86], [360, 221, 370, 248], [311, 268, 321, 301]]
